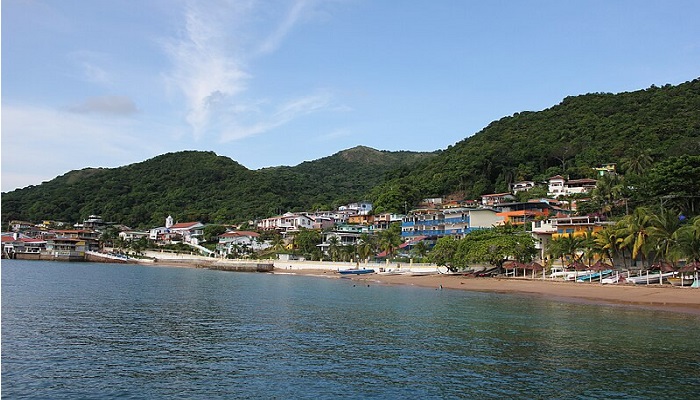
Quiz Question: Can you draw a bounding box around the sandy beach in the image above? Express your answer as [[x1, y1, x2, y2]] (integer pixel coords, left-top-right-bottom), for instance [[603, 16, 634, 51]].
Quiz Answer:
[[272, 268, 700, 316], [140, 253, 700, 316]]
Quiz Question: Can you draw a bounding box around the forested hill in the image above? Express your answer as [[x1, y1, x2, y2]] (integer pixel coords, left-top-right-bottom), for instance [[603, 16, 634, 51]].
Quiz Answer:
[[1, 147, 435, 228], [368, 78, 700, 212], [3, 78, 700, 227]]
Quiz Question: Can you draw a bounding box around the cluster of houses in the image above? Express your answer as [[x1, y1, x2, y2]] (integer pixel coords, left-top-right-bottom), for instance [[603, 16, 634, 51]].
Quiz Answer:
[[2, 170, 615, 262]]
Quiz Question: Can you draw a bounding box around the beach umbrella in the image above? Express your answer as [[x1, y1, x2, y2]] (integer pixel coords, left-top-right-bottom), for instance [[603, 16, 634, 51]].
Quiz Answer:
[[590, 260, 613, 283], [651, 262, 674, 272], [502, 261, 516, 277], [678, 261, 700, 286], [528, 262, 543, 279]]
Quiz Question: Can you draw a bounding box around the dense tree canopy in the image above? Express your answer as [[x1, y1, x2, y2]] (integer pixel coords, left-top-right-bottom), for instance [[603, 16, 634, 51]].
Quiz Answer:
[[3, 78, 700, 226]]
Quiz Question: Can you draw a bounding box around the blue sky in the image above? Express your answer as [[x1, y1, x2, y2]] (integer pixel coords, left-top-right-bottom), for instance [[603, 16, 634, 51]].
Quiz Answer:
[[2, 0, 699, 192]]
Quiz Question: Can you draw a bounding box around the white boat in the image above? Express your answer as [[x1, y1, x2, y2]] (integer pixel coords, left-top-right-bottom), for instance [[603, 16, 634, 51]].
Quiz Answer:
[[601, 272, 628, 284], [564, 270, 593, 281], [668, 276, 695, 286], [625, 272, 675, 284], [377, 269, 404, 275], [548, 267, 570, 279]]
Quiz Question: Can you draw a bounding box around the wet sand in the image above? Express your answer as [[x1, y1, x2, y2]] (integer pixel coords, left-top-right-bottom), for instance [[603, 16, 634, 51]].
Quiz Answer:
[[275, 269, 700, 316]]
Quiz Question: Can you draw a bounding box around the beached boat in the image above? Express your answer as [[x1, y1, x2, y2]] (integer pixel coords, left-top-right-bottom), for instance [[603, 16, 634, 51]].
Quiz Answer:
[[576, 270, 613, 282], [548, 267, 570, 279], [338, 268, 375, 275], [668, 276, 695, 286], [377, 269, 403, 275], [403, 270, 437, 276], [564, 270, 593, 281], [625, 272, 675, 285], [601, 272, 628, 284]]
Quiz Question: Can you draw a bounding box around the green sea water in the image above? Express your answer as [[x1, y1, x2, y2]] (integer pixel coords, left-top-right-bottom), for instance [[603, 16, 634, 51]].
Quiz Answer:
[[2, 260, 699, 399]]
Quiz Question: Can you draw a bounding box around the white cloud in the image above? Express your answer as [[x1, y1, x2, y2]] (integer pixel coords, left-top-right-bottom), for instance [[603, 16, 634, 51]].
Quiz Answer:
[[1, 104, 157, 192], [256, 0, 316, 55], [163, 1, 251, 140], [318, 128, 351, 141], [163, 0, 337, 142], [68, 50, 113, 85], [220, 91, 332, 142], [68, 95, 138, 116]]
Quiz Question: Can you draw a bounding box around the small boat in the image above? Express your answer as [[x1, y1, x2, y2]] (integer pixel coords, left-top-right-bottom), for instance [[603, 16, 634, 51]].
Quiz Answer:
[[668, 276, 695, 286], [338, 268, 375, 275], [403, 270, 437, 276], [564, 270, 593, 281], [576, 270, 613, 282], [377, 269, 403, 275], [625, 272, 675, 284], [601, 271, 628, 284]]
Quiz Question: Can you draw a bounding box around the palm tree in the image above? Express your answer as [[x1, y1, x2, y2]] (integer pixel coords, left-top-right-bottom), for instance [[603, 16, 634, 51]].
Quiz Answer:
[[340, 244, 356, 262], [581, 230, 600, 268], [548, 234, 585, 267], [675, 215, 700, 262], [591, 173, 624, 217], [378, 228, 401, 259], [621, 148, 653, 176], [618, 207, 654, 269], [356, 233, 376, 262], [328, 236, 341, 261], [593, 225, 620, 267], [648, 210, 683, 265], [411, 240, 429, 261]]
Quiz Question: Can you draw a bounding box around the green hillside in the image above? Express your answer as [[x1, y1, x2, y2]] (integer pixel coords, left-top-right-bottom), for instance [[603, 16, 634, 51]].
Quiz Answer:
[[3, 78, 700, 227], [369, 78, 700, 212], [1, 147, 434, 228]]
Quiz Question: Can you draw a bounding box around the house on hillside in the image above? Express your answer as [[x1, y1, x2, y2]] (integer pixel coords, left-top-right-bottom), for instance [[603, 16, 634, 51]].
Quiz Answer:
[[481, 193, 516, 206], [2, 233, 47, 258], [50, 229, 100, 251], [317, 226, 366, 257], [339, 201, 373, 215], [510, 181, 536, 193], [257, 213, 314, 234], [44, 237, 87, 261], [548, 175, 597, 197], [374, 213, 404, 230], [168, 221, 205, 244], [119, 231, 150, 241], [217, 231, 268, 257], [348, 214, 374, 226], [402, 208, 503, 240], [310, 215, 335, 230]]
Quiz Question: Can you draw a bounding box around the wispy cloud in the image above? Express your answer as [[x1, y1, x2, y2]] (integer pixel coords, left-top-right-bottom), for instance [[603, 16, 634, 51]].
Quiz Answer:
[[256, 0, 316, 55], [1, 104, 155, 192], [318, 128, 352, 141], [68, 50, 113, 85], [68, 95, 138, 116], [164, 0, 336, 142], [163, 1, 251, 140], [220, 91, 332, 142]]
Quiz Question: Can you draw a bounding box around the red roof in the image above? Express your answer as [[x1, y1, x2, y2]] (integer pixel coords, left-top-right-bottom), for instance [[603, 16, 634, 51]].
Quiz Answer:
[[482, 193, 513, 198], [220, 231, 259, 238], [170, 222, 202, 229]]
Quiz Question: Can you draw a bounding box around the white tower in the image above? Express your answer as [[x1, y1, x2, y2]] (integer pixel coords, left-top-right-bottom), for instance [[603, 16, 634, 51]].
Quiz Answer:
[[165, 215, 174, 229]]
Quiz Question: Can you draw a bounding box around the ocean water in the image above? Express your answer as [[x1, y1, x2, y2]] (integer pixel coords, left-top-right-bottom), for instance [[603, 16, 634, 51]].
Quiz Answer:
[[2, 260, 699, 399]]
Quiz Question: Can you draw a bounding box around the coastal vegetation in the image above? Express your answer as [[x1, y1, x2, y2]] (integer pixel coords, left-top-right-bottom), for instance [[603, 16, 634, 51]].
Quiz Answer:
[[2, 78, 700, 228], [428, 210, 700, 272]]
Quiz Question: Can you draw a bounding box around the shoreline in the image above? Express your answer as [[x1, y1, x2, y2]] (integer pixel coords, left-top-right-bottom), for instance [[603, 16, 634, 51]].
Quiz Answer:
[[126, 257, 700, 316], [268, 268, 700, 316]]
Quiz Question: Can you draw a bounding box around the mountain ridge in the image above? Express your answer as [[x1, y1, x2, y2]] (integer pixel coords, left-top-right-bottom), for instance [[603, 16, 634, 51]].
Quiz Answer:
[[3, 78, 700, 227]]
